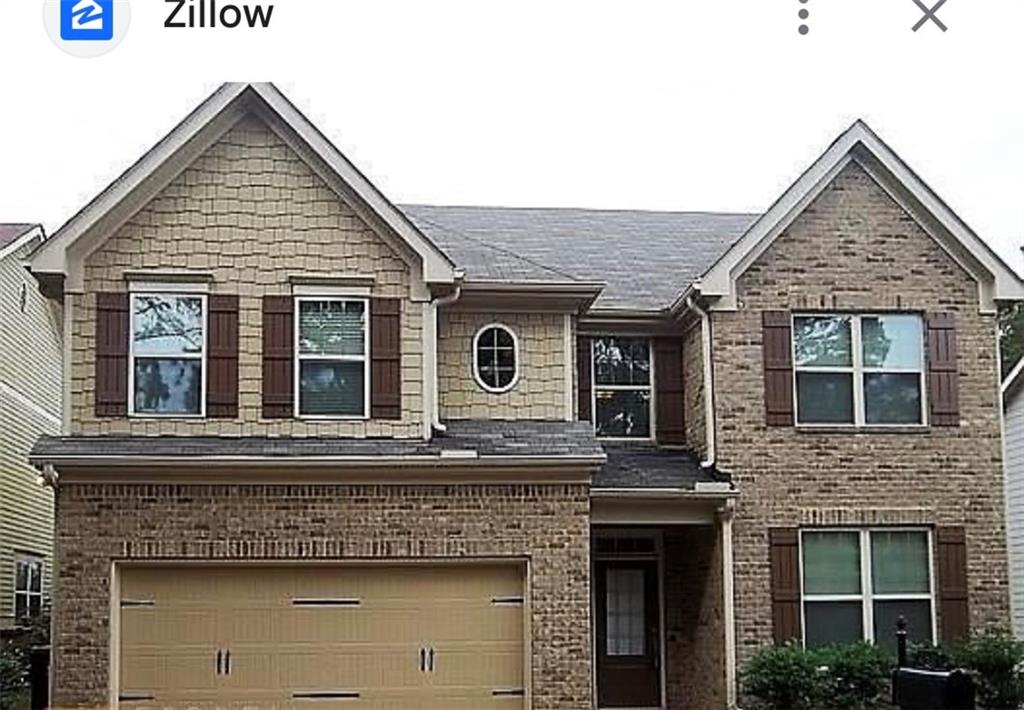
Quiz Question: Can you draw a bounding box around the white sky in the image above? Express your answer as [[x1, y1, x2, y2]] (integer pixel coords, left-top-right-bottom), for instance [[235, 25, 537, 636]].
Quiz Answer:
[[2, 0, 1022, 273]]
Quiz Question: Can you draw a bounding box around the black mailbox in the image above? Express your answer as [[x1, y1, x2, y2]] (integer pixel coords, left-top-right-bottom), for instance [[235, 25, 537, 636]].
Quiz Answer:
[[892, 668, 975, 710]]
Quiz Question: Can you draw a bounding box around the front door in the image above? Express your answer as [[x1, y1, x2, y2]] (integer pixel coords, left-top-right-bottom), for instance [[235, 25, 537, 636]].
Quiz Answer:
[[595, 559, 661, 708]]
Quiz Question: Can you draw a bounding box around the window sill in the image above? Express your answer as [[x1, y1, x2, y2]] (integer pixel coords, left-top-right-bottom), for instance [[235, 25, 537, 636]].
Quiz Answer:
[[794, 425, 931, 435]]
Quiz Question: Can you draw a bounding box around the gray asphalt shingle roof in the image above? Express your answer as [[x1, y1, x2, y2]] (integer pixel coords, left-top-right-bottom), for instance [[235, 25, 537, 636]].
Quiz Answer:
[[0, 223, 36, 251], [401, 205, 760, 310], [30, 420, 604, 462], [594, 446, 722, 489]]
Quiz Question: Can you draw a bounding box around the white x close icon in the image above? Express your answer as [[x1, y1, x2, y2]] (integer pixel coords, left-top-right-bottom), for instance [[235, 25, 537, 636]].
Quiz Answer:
[[912, 0, 950, 31]]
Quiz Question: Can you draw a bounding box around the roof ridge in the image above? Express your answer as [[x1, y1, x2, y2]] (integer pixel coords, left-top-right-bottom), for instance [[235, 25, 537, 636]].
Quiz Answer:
[[400, 203, 760, 218], [405, 210, 583, 282]]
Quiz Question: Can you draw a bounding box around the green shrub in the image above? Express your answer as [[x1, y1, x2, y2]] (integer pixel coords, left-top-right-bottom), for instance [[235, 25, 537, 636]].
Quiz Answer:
[[742, 642, 823, 710], [952, 629, 1024, 710], [816, 642, 894, 710], [0, 640, 28, 710]]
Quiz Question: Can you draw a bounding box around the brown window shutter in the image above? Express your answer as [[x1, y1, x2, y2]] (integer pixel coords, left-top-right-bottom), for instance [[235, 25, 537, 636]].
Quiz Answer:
[[95, 292, 129, 417], [769, 528, 802, 644], [370, 297, 401, 420], [654, 337, 685, 445], [577, 336, 592, 422], [763, 311, 795, 426], [937, 526, 970, 643], [262, 296, 294, 419], [207, 295, 239, 418], [927, 313, 960, 427]]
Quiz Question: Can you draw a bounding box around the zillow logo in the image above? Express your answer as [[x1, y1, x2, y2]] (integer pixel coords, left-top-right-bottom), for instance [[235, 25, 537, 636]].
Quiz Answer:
[[44, 0, 130, 57], [60, 0, 113, 40]]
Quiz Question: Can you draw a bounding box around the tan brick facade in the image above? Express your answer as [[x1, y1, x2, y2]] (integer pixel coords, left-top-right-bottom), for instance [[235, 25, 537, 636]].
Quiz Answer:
[[714, 163, 1011, 668], [52, 481, 593, 708], [664, 526, 725, 709], [72, 117, 424, 438], [682, 317, 707, 457], [438, 310, 569, 421]]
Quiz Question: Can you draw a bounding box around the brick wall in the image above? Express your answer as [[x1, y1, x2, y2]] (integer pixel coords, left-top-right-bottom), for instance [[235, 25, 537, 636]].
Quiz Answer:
[[51, 481, 593, 708], [72, 117, 424, 438], [682, 317, 707, 457], [438, 310, 568, 420], [664, 526, 725, 709], [714, 163, 1010, 668]]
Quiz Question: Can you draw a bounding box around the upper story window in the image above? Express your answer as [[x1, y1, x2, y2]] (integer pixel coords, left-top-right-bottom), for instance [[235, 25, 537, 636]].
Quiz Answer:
[[130, 293, 206, 417], [593, 337, 652, 439], [296, 298, 368, 418], [801, 529, 934, 650], [14, 555, 43, 621], [473, 324, 519, 393], [793, 314, 925, 426]]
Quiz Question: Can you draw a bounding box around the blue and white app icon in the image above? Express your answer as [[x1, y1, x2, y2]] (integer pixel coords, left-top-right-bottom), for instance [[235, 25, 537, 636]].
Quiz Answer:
[[60, 0, 113, 41]]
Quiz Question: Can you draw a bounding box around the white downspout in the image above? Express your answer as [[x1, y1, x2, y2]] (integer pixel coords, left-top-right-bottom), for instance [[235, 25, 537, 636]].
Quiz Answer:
[[719, 499, 738, 710], [686, 295, 716, 465], [428, 282, 462, 434]]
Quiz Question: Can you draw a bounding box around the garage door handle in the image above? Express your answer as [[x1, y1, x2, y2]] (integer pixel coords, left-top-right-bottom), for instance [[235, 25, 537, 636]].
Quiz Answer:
[[419, 647, 426, 672], [216, 650, 223, 675], [428, 647, 435, 672], [225, 650, 231, 675]]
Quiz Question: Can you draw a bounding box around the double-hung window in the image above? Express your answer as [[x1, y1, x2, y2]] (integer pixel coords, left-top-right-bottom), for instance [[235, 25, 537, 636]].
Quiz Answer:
[[793, 314, 925, 425], [130, 293, 206, 416], [801, 529, 935, 650], [592, 337, 652, 439], [296, 298, 369, 418], [14, 555, 43, 621]]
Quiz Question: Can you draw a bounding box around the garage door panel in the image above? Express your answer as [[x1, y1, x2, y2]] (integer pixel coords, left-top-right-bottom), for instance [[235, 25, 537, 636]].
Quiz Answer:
[[119, 564, 525, 709]]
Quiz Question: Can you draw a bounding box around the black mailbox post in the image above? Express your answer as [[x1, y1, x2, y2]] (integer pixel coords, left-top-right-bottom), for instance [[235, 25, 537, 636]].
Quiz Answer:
[[892, 617, 975, 710]]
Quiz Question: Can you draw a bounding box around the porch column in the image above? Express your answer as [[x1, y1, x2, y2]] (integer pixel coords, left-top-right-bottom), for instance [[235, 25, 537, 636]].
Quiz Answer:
[[718, 500, 738, 709]]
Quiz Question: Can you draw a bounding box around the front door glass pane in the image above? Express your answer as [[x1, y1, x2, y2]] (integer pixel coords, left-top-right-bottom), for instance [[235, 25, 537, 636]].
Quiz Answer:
[[803, 531, 861, 594], [606, 568, 645, 656]]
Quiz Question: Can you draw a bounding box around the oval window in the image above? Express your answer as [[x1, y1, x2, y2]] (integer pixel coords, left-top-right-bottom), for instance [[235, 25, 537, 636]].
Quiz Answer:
[[474, 324, 519, 393]]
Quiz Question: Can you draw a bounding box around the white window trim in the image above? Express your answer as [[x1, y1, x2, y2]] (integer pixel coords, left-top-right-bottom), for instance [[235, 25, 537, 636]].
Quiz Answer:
[[792, 313, 928, 428], [128, 291, 208, 419], [799, 528, 937, 647], [294, 296, 371, 420], [590, 336, 656, 442], [13, 554, 44, 622], [472, 323, 520, 394]]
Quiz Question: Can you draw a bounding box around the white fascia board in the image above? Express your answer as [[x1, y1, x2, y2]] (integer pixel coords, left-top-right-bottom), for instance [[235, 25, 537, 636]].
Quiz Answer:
[[0, 225, 44, 262], [696, 121, 1024, 311], [29, 82, 457, 288]]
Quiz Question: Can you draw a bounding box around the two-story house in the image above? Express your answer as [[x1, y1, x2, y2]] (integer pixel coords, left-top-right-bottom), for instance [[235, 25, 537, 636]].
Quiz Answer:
[[28, 83, 1024, 709], [0, 223, 61, 629]]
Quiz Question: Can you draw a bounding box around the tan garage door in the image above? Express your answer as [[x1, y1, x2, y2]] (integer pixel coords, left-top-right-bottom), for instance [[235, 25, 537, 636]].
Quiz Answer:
[[119, 564, 525, 709]]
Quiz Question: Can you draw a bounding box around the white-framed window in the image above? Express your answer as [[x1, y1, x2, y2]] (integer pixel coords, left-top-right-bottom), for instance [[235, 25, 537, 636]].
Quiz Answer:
[[792, 314, 926, 426], [295, 297, 369, 418], [13, 555, 43, 621], [800, 528, 935, 650], [473, 324, 519, 393], [129, 293, 207, 417], [592, 337, 652, 439]]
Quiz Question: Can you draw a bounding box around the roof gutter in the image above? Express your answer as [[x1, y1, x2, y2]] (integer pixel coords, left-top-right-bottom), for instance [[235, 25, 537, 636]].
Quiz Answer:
[[31, 452, 607, 470]]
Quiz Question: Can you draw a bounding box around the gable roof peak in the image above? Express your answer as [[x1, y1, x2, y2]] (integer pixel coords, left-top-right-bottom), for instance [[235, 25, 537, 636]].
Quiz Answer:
[[29, 82, 457, 292], [694, 119, 1024, 312]]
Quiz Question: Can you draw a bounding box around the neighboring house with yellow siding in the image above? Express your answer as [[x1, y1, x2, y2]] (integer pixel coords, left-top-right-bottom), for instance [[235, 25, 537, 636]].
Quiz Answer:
[[0, 223, 61, 628]]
